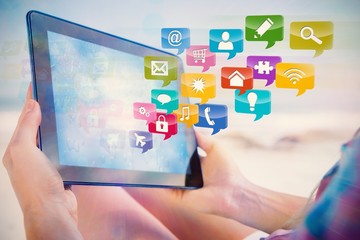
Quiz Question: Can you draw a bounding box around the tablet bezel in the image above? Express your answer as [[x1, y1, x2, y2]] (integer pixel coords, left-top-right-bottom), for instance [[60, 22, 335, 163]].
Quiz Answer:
[[26, 10, 203, 189]]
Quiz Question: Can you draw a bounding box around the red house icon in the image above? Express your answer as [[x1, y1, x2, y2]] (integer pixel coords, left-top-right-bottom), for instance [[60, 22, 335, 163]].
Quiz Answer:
[[221, 67, 253, 94], [229, 70, 245, 87]]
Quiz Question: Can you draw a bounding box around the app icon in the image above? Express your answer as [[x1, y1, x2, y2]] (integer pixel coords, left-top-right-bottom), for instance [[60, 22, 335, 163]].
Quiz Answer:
[[151, 89, 179, 114], [186, 45, 216, 72], [209, 29, 243, 60], [221, 67, 253, 95], [173, 104, 199, 128], [151, 61, 168, 76], [133, 102, 157, 124], [235, 89, 271, 121], [86, 112, 102, 128], [275, 63, 314, 96], [92, 59, 114, 77], [129, 130, 153, 153], [290, 21, 333, 57], [161, 28, 190, 55], [148, 113, 178, 140], [101, 129, 126, 154], [195, 104, 227, 135], [103, 100, 122, 114], [247, 56, 282, 86], [245, 15, 284, 49], [181, 73, 216, 104], [144, 56, 178, 87], [78, 108, 106, 132]]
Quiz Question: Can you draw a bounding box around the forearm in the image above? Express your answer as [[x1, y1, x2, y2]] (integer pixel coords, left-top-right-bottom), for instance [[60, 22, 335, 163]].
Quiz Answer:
[[24, 205, 83, 240], [126, 187, 257, 240], [226, 180, 309, 233]]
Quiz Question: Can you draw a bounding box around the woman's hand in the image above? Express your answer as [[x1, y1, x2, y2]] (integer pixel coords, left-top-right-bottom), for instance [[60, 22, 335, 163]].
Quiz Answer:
[[131, 132, 308, 234], [173, 132, 249, 218], [127, 132, 250, 222], [2, 87, 82, 240]]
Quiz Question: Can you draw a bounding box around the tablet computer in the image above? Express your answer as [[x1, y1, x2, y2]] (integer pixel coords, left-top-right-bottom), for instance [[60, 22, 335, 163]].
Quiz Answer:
[[26, 10, 203, 189]]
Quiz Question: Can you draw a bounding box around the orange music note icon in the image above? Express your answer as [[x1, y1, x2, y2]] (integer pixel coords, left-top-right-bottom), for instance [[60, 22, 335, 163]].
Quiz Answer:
[[174, 104, 199, 128], [180, 106, 190, 121]]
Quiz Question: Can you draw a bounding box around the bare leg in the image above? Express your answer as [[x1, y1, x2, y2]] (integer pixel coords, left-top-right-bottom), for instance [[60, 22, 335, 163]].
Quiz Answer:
[[125, 187, 257, 240], [72, 185, 176, 240]]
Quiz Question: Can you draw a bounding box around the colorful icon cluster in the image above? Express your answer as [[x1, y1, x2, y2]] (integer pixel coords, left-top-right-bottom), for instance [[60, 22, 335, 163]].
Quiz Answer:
[[144, 54, 314, 115], [144, 54, 315, 95], [130, 80, 230, 152], [161, 16, 333, 58], [133, 98, 228, 142], [129, 16, 331, 152], [143, 58, 228, 133]]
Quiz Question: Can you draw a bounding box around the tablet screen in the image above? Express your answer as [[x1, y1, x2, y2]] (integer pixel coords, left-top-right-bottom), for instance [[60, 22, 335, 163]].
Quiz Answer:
[[27, 11, 203, 188], [48, 31, 193, 174]]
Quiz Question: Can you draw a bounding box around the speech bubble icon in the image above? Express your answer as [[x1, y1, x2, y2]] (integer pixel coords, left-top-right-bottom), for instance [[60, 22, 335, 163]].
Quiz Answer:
[[186, 45, 216, 72], [129, 130, 153, 153], [235, 89, 271, 121], [173, 104, 199, 128], [161, 28, 190, 55], [144, 56, 178, 87], [209, 29, 243, 60], [151, 89, 179, 114], [290, 21, 333, 57], [158, 94, 171, 105], [247, 56, 281, 86], [148, 113, 178, 140], [133, 102, 157, 124], [245, 15, 284, 49], [275, 63, 314, 96], [181, 73, 216, 104], [195, 104, 227, 135], [221, 67, 253, 95]]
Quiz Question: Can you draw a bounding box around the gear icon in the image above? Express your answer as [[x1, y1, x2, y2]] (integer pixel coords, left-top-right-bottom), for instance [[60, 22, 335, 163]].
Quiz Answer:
[[138, 106, 146, 115]]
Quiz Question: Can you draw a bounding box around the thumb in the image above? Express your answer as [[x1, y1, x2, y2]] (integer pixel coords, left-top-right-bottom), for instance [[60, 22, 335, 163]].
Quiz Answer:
[[195, 131, 215, 154], [13, 99, 41, 146]]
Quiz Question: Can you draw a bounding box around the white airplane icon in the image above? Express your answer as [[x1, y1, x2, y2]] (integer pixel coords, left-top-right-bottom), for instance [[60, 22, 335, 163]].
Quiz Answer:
[[134, 132, 146, 147]]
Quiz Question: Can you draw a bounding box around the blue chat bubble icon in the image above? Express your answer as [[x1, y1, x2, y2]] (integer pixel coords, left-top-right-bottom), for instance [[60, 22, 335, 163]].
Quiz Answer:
[[161, 28, 190, 55], [151, 89, 179, 114], [195, 104, 228, 135], [235, 89, 271, 121], [209, 29, 243, 60], [129, 130, 153, 153]]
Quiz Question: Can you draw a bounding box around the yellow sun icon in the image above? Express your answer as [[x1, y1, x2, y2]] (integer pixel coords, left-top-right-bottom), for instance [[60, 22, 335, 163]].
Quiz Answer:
[[191, 77, 205, 93], [181, 73, 216, 104]]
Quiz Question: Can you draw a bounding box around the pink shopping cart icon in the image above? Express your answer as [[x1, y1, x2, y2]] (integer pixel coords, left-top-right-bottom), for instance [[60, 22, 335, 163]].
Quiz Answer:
[[192, 48, 207, 63], [186, 45, 216, 72]]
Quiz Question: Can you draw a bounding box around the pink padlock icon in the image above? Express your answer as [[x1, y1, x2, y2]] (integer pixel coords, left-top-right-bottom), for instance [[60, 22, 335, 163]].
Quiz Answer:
[[148, 113, 178, 140], [155, 115, 168, 132]]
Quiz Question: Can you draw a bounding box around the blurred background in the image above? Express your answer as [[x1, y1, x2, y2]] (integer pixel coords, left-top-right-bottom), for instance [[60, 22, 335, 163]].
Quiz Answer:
[[1, 0, 359, 239]]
